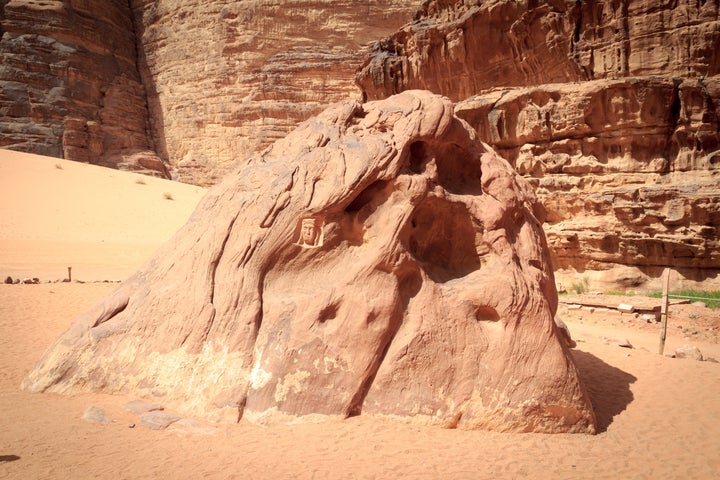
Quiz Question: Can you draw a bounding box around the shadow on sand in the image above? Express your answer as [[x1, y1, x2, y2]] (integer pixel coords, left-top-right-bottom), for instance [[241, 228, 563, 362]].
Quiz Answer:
[[571, 350, 637, 433], [0, 455, 20, 462]]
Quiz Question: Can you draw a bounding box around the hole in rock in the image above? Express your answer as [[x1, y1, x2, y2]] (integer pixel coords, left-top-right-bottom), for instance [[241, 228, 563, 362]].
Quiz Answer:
[[397, 266, 423, 303], [528, 258, 543, 270], [475, 305, 500, 322], [405, 197, 481, 282], [317, 303, 338, 323], [434, 143, 484, 195], [350, 105, 367, 125], [345, 179, 390, 214], [408, 141, 426, 173]]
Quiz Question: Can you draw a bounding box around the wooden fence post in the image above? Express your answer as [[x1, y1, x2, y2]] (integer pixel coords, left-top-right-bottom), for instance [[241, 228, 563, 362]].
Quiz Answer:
[[658, 267, 670, 355]]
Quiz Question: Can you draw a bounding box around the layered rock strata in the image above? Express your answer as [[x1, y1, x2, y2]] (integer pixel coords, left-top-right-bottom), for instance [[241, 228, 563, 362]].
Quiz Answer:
[[0, 0, 165, 175], [130, 0, 421, 185], [455, 77, 720, 289], [357, 0, 720, 99], [357, 0, 720, 290], [23, 91, 596, 433]]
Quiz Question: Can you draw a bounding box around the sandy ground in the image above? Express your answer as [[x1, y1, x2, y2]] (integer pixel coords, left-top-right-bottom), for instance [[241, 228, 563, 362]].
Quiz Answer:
[[1, 149, 719, 479]]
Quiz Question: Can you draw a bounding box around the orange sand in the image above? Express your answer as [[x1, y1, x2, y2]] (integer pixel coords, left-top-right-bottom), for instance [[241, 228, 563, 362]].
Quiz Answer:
[[0, 150, 206, 281], [1, 149, 719, 479]]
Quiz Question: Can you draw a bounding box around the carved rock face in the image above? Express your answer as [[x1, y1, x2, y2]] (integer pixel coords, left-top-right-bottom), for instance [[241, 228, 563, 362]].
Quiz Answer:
[[23, 91, 596, 433]]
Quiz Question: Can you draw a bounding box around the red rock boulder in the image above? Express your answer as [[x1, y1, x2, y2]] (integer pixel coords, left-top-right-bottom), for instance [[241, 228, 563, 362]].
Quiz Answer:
[[23, 91, 596, 433]]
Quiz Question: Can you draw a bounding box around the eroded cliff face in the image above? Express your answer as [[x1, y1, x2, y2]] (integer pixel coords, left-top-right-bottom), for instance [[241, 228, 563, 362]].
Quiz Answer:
[[357, 0, 720, 99], [0, 0, 165, 175], [357, 0, 720, 290], [130, 0, 421, 185], [1, 0, 422, 183], [455, 77, 720, 289]]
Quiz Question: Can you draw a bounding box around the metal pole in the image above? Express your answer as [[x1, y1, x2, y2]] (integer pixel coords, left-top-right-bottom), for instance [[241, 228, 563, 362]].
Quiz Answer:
[[658, 267, 670, 355]]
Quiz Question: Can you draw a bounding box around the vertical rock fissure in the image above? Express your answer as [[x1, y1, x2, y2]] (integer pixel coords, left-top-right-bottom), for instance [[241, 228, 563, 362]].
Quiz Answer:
[[208, 213, 240, 307], [126, 0, 169, 167], [666, 78, 683, 174], [570, 0, 590, 80], [619, 0, 630, 76], [0, 1, 6, 34], [347, 290, 409, 418]]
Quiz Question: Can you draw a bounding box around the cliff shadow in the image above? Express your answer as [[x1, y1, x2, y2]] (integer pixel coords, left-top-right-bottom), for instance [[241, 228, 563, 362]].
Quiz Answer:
[[129, 5, 170, 174], [571, 349, 637, 433]]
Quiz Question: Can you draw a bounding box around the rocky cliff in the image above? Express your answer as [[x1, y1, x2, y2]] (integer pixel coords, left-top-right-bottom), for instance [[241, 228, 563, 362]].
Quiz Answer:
[[357, 0, 720, 98], [1, 0, 422, 183], [130, 0, 421, 184], [0, 0, 165, 175], [357, 0, 720, 290]]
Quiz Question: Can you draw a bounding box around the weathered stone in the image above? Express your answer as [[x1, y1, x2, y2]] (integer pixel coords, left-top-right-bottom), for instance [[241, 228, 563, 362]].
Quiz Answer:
[[641, 314, 657, 323], [22, 91, 596, 433], [454, 78, 720, 291], [82, 406, 109, 425], [675, 345, 704, 361], [357, 0, 720, 100], [130, 0, 422, 185], [139, 411, 181, 430]]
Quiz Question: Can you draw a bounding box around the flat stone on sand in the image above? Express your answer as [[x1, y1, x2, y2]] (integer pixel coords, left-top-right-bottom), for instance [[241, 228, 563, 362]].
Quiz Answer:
[[82, 406, 109, 425], [139, 411, 182, 430]]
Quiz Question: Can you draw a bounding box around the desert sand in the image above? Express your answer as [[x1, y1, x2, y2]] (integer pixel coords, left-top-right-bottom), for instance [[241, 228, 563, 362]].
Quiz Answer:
[[1, 149, 719, 479]]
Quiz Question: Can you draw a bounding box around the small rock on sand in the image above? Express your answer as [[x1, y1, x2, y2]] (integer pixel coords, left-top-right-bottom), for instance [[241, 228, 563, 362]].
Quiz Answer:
[[83, 406, 109, 425], [675, 345, 703, 361], [139, 411, 181, 430]]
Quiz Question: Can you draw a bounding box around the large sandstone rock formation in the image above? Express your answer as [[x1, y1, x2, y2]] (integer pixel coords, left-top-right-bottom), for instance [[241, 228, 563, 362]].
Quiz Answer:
[[357, 0, 720, 290], [129, 0, 422, 184], [23, 91, 596, 433], [0, 0, 166, 175]]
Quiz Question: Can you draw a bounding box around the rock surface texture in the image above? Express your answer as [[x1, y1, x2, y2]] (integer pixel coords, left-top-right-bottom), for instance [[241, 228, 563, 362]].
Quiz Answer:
[[23, 91, 596, 434], [1, 0, 421, 183], [357, 0, 720, 98], [455, 77, 720, 289], [0, 0, 166, 175], [130, 0, 421, 184], [357, 0, 720, 290]]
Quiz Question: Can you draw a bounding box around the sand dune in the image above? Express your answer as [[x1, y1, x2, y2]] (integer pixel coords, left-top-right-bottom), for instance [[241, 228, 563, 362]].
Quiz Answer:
[[0, 149, 206, 281], [1, 150, 718, 479]]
